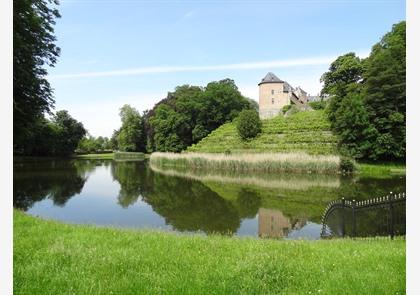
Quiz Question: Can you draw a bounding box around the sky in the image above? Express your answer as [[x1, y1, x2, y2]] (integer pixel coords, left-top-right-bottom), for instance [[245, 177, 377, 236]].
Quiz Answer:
[[48, 0, 406, 137]]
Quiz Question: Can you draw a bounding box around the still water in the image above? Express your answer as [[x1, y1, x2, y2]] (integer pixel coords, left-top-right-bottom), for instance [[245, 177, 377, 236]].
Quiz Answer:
[[13, 159, 405, 239]]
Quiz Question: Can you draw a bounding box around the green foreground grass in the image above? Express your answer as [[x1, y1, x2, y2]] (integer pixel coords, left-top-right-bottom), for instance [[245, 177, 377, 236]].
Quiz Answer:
[[15, 210, 405, 294]]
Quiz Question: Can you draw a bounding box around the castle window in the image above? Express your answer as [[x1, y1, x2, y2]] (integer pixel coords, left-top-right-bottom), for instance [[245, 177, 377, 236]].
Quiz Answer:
[[272, 98, 274, 104], [271, 90, 274, 95]]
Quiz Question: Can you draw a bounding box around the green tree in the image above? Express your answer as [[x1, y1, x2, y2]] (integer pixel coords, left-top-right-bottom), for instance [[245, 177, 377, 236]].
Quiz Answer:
[[321, 53, 363, 124], [52, 110, 87, 155], [14, 0, 61, 151], [19, 117, 59, 156], [363, 21, 406, 160], [147, 79, 253, 152], [150, 104, 189, 152], [320, 21, 405, 161], [236, 110, 262, 140], [332, 89, 377, 158], [77, 135, 105, 153], [117, 105, 145, 152], [110, 129, 120, 150]]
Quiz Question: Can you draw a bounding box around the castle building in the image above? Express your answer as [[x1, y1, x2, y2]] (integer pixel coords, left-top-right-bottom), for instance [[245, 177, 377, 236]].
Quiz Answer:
[[258, 208, 292, 238], [258, 72, 308, 119]]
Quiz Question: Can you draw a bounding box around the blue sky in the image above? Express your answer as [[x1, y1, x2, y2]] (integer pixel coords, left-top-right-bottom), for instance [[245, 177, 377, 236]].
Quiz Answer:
[[49, 0, 405, 137]]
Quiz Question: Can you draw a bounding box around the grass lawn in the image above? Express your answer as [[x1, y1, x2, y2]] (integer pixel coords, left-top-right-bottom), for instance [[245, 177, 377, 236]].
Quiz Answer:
[[72, 153, 115, 160], [358, 162, 406, 178], [14, 210, 405, 294], [187, 110, 339, 155], [72, 152, 150, 160]]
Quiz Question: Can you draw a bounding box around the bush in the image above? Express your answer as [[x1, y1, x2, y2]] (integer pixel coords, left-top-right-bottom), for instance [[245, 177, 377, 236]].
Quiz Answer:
[[309, 100, 327, 110], [339, 156, 356, 174], [282, 105, 292, 114], [236, 110, 262, 140], [285, 105, 301, 116]]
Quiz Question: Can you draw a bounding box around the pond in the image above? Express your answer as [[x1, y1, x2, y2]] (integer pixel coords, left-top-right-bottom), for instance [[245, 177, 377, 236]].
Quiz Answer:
[[13, 159, 405, 240]]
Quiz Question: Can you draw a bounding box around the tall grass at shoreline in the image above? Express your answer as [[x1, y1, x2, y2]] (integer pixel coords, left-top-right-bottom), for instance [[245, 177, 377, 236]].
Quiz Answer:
[[150, 152, 345, 174], [114, 151, 145, 160]]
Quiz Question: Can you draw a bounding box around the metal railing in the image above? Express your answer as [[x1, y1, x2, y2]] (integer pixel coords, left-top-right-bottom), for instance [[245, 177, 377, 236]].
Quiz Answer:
[[321, 192, 406, 239]]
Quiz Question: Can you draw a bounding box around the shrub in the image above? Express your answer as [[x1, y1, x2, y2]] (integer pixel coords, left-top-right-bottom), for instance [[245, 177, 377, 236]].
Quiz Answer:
[[236, 110, 262, 140], [282, 105, 292, 113], [285, 105, 301, 116], [309, 100, 327, 110], [339, 156, 356, 174]]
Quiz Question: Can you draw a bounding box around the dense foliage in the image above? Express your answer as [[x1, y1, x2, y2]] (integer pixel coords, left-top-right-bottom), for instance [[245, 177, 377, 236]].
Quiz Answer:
[[309, 100, 327, 110], [14, 0, 61, 151], [77, 135, 112, 154], [321, 21, 405, 161], [13, 0, 85, 156], [19, 110, 87, 156], [117, 105, 146, 152], [236, 110, 262, 140], [147, 79, 255, 152], [109, 79, 253, 153]]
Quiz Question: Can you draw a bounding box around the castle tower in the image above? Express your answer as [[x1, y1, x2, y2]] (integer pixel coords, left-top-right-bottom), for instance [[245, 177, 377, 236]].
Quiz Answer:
[[258, 72, 291, 119], [258, 208, 292, 238]]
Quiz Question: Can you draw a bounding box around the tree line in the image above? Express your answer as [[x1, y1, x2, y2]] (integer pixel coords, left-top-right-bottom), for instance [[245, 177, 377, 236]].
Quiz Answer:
[[14, 0, 87, 156], [111, 80, 257, 153], [321, 21, 405, 161], [14, 0, 405, 161]]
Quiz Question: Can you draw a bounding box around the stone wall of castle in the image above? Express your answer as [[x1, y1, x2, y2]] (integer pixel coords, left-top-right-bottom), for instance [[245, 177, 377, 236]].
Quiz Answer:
[[258, 82, 290, 119]]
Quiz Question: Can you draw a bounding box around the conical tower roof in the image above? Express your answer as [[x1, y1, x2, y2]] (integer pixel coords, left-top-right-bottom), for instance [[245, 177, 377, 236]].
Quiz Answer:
[[258, 72, 284, 85]]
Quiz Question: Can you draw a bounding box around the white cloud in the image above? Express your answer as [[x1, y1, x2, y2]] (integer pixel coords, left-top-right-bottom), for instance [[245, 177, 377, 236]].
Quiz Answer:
[[50, 55, 339, 80], [52, 49, 370, 136], [182, 10, 196, 19]]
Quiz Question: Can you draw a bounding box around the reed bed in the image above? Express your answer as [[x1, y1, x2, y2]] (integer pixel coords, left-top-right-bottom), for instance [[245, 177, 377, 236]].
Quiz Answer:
[[114, 151, 145, 161], [150, 152, 343, 174]]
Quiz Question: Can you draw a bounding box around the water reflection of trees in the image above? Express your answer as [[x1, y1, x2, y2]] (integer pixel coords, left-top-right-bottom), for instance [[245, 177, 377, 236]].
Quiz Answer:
[[110, 161, 149, 208], [150, 165, 405, 221], [15, 159, 406, 238], [111, 161, 263, 234], [13, 159, 99, 210]]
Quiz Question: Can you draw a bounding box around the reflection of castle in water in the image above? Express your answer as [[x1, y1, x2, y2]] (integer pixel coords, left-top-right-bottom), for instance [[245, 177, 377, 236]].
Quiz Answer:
[[258, 208, 306, 238]]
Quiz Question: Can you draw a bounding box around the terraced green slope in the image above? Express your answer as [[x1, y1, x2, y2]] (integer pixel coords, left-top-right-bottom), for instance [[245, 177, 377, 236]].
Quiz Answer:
[[187, 110, 338, 155]]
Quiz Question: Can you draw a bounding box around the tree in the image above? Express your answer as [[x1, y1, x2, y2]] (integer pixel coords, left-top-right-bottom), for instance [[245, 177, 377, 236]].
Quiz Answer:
[[321, 21, 406, 161], [363, 21, 406, 160], [14, 0, 61, 150], [117, 105, 145, 152], [332, 89, 377, 159], [18, 110, 85, 156], [147, 79, 253, 152], [150, 104, 189, 152], [52, 110, 87, 155], [321, 53, 363, 124], [236, 110, 262, 140], [110, 129, 120, 150]]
